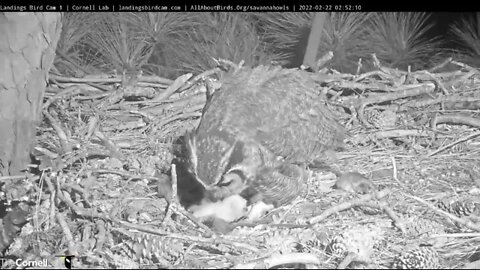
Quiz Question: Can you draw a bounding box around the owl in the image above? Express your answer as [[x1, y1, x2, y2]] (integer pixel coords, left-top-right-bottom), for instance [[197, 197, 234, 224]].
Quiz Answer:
[[182, 65, 345, 216]]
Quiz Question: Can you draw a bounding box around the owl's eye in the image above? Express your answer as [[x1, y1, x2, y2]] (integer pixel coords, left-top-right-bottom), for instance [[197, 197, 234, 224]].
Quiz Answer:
[[218, 170, 246, 187]]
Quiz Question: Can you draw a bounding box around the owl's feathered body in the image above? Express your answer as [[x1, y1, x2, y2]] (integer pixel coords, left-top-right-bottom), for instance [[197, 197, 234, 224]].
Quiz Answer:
[[185, 65, 345, 207]]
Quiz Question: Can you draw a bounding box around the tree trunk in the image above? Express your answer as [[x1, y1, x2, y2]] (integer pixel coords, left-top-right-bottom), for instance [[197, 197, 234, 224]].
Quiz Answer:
[[0, 12, 62, 176], [303, 12, 326, 71], [477, 12, 480, 38]]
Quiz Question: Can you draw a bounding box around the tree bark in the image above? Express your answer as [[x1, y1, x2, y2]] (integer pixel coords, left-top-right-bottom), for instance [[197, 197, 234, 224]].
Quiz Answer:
[[303, 12, 326, 71], [0, 12, 62, 176]]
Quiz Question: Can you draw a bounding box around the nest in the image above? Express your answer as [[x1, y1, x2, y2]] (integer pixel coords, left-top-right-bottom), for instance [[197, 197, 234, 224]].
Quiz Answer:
[[1, 56, 480, 269]]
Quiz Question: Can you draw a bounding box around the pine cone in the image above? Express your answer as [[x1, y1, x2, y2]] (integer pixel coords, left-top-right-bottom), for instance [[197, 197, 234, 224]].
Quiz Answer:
[[392, 246, 440, 269], [326, 225, 382, 263], [365, 108, 397, 129], [450, 200, 478, 217], [402, 216, 445, 239], [0, 205, 29, 256], [120, 232, 184, 266], [436, 196, 479, 217]]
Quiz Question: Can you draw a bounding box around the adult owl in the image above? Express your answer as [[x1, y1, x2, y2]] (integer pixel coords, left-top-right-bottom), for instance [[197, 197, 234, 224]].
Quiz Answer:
[[182, 65, 345, 218]]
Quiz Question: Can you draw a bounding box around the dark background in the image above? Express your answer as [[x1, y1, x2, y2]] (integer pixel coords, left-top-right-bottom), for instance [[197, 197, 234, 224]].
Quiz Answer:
[[430, 12, 476, 47], [287, 12, 478, 68]]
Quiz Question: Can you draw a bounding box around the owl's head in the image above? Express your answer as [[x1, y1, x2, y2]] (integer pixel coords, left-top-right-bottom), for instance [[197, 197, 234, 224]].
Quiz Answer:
[[184, 132, 262, 202]]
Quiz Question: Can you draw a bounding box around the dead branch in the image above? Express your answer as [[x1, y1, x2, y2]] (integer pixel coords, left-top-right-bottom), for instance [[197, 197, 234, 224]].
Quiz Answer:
[[308, 189, 390, 225]]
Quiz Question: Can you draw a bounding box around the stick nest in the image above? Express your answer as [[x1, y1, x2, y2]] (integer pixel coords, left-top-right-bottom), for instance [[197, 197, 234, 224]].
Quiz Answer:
[[2, 56, 480, 269]]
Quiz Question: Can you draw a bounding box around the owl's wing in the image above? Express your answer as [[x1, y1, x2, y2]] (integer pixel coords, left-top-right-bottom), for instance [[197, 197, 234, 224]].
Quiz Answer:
[[246, 163, 308, 207], [209, 66, 345, 163], [190, 65, 344, 197]]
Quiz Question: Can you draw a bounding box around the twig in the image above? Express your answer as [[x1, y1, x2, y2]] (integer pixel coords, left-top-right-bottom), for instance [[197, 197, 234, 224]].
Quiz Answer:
[[0, 175, 27, 182], [43, 174, 57, 230], [47, 176, 232, 251], [309, 189, 389, 224], [91, 170, 157, 181], [48, 176, 76, 256], [128, 110, 156, 124], [43, 86, 81, 110], [354, 70, 390, 82], [44, 109, 72, 154], [360, 82, 436, 106], [62, 183, 92, 208], [372, 53, 381, 69], [416, 70, 449, 94], [114, 219, 258, 252], [432, 233, 480, 238], [173, 200, 215, 236], [360, 201, 405, 233], [337, 252, 357, 269], [315, 51, 334, 71], [141, 93, 205, 114], [95, 219, 107, 250], [73, 92, 110, 101], [33, 171, 46, 230], [276, 198, 306, 224], [84, 116, 99, 142], [451, 60, 480, 73], [152, 73, 193, 102], [153, 109, 203, 133], [403, 193, 480, 232], [433, 115, 480, 129], [160, 164, 213, 235], [49, 73, 173, 85], [357, 103, 370, 127], [391, 156, 398, 181], [428, 57, 452, 72], [233, 220, 310, 229], [173, 242, 197, 266], [56, 212, 77, 256], [234, 252, 320, 269], [390, 156, 405, 188], [98, 88, 124, 107], [178, 67, 222, 93], [427, 131, 480, 157], [374, 129, 434, 139], [214, 58, 242, 73], [355, 58, 362, 75], [163, 164, 178, 224], [402, 95, 480, 109], [86, 82, 113, 92], [171, 164, 178, 207], [94, 130, 125, 160], [54, 181, 108, 220]]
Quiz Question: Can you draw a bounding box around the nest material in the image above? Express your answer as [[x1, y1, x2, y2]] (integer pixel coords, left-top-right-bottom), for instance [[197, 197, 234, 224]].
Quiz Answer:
[[3, 57, 480, 268]]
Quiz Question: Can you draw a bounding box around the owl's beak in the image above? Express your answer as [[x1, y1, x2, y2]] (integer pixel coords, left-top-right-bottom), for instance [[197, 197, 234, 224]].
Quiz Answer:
[[206, 169, 248, 201]]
